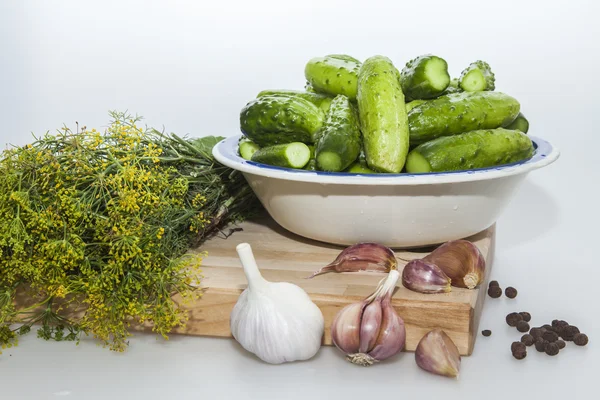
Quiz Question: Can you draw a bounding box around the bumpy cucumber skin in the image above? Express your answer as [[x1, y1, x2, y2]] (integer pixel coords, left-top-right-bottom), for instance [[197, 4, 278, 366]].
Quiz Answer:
[[305, 56, 361, 100], [459, 60, 495, 92], [400, 54, 450, 100], [257, 90, 333, 113], [406, 99, 427, 112], [240, 95, 324, 146], [408, 91, 520, 145], [406, 128, 534, 173], [357, 56, 410, 173], [505, 112, 529, 133], [315, 95, 361, 172], [251, 142, 310, 169]]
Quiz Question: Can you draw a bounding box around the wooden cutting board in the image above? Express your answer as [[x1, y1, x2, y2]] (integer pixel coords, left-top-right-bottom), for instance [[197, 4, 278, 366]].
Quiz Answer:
[[169, 217, 495, 356]]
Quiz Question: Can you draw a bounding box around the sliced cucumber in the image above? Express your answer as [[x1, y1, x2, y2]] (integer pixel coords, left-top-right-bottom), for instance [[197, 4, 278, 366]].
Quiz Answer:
[[239, 139, 260, 160], [505, 112, 529, 133], [251, 142, 311, 169]]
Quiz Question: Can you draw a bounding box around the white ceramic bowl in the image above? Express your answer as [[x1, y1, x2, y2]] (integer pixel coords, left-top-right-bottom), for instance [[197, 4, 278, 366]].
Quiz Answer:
[[213, 135, 559, 248]]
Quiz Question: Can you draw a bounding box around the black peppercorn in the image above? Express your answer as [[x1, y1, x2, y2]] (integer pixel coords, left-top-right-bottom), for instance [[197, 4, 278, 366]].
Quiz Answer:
[[541, 324, 555, 332], [488, 286, 502, 298], [482, 329, 492, 337], [556, 340, 566, 349], [561, 325, 580, 341], [505, 286, 518, 298], [573, 333, 588, 346], [530, 327, 543, 339], [488, 280, 499, 287], [545, 342, 560, 356], [506, 312, 523, 327], [535, 338, 548, 352], [521, 334, 534, 346], [552, 319, 569, 329], [511, 341, 526, 353], [512, 341, 527, 360], [543, 331, 559, 342], [517, 321, 530, 333], [519, 312, 531, 322]]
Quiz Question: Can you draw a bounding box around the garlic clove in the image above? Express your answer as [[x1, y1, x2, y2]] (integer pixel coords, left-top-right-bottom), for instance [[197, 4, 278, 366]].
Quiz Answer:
[[367, 297, 406, 362], [307, 243, 397, 278], [423, 240, 485, 289], [331, 302, 363, 354], [402, 259, 452, 294], [415, 329, 461, 378], [358, 299, 383, 353]]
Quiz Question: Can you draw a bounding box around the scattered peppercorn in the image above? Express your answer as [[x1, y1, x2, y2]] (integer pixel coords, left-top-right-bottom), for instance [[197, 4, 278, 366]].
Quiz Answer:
[[530, 327, 543, 339], [573, 333, 588, 346], [535, 338, 548, 352], [488, 280, 499, 287], [556, 340, 566, 349], [488, 286, 502, 298], [552, 320, 569, 330], [542, 331, 559, 342], [512, 341, 527, 360], [517, 321, 530, 333], [511, 341, 526, 353], [506, 312, 523, 327], [561, 325, 580, 341], [505, 286, 518, 298], [521, 334, 534, 346], [519, 312, 531, 322], [541, 324, 555, 332], [482, 329, 492, 337], [545, 342, 559, 356]]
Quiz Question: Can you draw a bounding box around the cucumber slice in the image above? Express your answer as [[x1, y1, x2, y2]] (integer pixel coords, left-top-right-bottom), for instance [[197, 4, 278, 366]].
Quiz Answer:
[[345, 161, 377, 174], [459, 60, 495, 92], [239, 140, 260, 160], [251, 142, 311, 169], [400, 55, 450, 100]]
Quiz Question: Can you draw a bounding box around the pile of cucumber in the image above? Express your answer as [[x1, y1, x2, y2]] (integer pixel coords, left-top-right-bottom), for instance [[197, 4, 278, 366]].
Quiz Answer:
[[238, 54, 533, 174]]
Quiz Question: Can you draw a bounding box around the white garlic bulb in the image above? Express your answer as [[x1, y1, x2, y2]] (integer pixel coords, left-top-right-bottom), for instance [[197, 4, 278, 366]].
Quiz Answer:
[[230, 243, 324, 364]]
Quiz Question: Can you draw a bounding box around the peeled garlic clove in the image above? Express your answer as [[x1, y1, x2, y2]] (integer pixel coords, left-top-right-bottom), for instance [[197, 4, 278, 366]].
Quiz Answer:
[[359, 299, 382, 353], [307, 243, 397, 278], [331, 302, 364, 354], [423, 240, 485, 289], [402, 259, 452, 294], [415, 329, 461, 378]]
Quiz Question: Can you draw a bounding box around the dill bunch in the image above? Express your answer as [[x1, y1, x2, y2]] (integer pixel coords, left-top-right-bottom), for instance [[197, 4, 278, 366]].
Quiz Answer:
[[0, 111, 260, 353]]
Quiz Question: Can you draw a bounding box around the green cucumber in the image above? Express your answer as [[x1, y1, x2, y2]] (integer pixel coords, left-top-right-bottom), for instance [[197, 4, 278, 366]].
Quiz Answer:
[[251, 142, 311, 169], [408, 91, 520, 145], [257, 90, 333, 113], [405, 128, 534, 173], [305, 55, 361, 100], [400, 54, 450, 100], [505, 112, 529, 133], [315, 95, 361, 172], [239, 139, 260, 160], [345, 161, 377, 174], [240, 95, 324, 146], [459, 60, 495, 92], [357, 56, 410, 173], [444, 78, 462, 95], [406, 99, 427, 112]]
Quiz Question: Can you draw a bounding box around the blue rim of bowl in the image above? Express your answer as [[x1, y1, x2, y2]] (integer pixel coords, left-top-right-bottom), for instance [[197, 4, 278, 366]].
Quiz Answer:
[[213, 134, 560, 185]]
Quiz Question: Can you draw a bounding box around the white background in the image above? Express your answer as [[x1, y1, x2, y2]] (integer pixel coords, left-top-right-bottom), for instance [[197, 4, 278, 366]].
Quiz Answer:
[[1, 0, 599, 399]]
